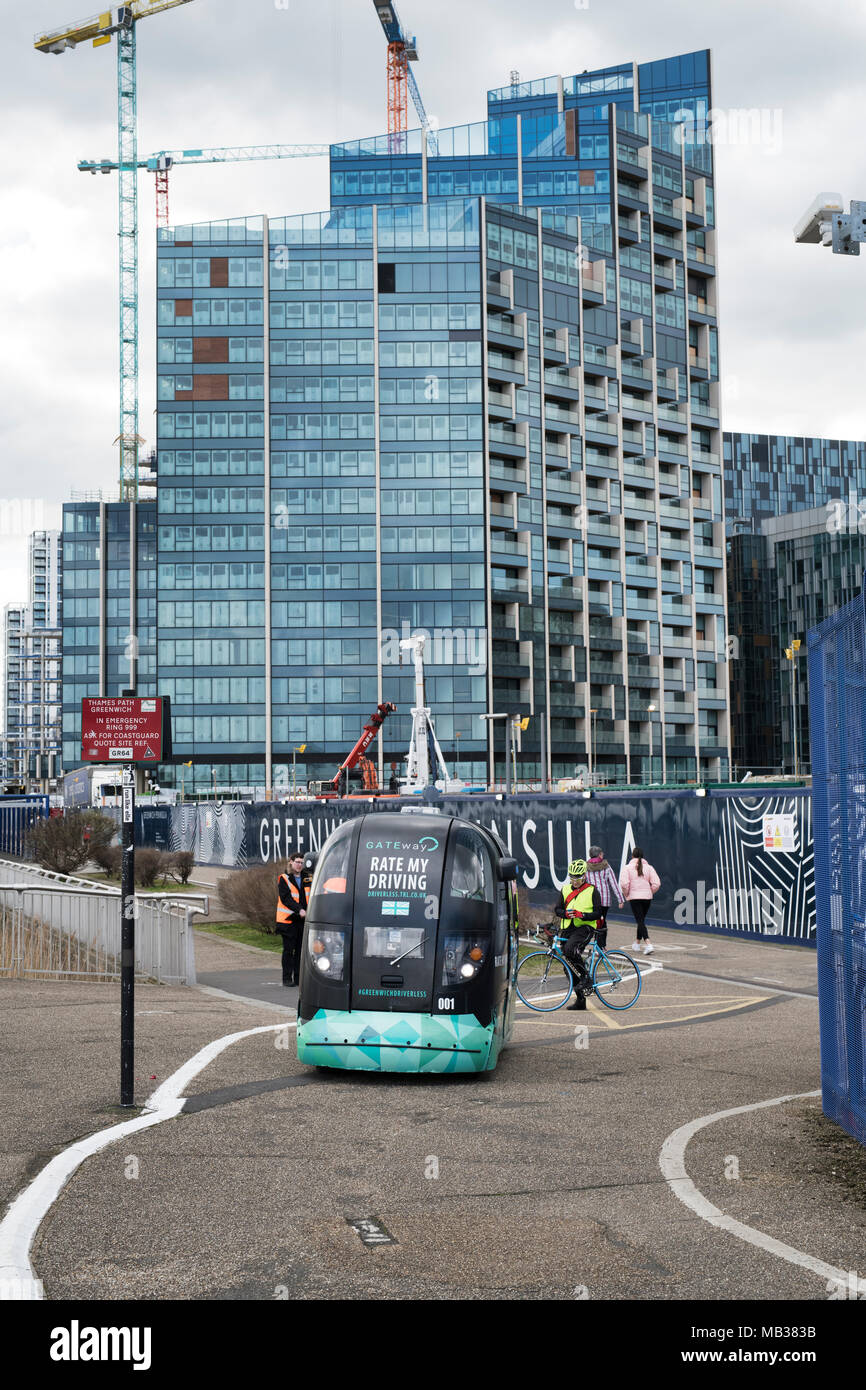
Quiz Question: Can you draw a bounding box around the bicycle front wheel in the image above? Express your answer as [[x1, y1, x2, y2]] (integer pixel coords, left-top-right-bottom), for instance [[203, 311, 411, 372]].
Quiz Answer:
[[515, 951, 574, 1012], [592, 949, 642, 1010]]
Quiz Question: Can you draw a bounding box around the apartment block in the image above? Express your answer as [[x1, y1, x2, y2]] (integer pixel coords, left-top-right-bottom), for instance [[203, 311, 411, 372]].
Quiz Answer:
[[62, 50, 731, 791], [2, 531, 63, 789]]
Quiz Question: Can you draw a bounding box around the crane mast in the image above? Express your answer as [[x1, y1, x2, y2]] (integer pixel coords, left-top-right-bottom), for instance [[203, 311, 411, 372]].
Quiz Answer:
[[36, 0, 198, 501]]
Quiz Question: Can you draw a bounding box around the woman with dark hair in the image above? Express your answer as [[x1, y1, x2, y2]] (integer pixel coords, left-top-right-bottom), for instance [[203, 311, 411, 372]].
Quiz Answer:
[[619, 846, 660, 955], [586, 845, 624, 950]]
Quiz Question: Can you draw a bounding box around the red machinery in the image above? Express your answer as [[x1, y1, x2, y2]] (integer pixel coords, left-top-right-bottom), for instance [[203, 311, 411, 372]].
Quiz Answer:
[[309, 702, 397, 799]]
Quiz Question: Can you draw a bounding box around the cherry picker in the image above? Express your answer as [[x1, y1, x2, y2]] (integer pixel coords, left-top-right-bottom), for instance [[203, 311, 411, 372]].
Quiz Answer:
[[307, 702, 397, 800]]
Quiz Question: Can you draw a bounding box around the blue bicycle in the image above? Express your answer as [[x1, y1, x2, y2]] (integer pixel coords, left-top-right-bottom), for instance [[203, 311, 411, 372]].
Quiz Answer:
[[515, 925, 643, 1012]]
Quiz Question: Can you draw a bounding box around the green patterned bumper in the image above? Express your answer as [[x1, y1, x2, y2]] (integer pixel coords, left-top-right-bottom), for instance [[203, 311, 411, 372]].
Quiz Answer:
[[297, 1009, 501, 1073]]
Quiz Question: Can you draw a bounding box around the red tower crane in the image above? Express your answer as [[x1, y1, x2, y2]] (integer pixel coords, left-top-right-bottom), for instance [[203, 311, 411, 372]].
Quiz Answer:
[[370, 2, 428, 149]]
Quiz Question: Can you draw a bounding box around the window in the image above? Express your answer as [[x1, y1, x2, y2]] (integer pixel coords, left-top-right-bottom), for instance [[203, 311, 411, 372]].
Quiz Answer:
[[448, 827, 495, 903]]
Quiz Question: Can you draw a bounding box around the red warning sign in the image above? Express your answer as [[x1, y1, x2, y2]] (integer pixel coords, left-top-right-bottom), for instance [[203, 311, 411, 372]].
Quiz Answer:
[[81, 697, 171, 763]]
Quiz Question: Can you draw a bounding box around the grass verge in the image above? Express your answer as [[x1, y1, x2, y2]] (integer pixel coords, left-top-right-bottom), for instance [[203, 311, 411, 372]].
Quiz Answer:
[[195, 922, 281, 953]]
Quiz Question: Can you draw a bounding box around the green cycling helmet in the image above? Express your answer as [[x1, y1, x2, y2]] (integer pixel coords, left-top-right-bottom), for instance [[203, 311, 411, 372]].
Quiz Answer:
[[568, 859, 587, 877]]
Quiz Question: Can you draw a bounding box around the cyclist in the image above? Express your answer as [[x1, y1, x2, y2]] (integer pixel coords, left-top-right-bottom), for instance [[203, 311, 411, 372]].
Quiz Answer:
[[554, 858, 602, 1011]]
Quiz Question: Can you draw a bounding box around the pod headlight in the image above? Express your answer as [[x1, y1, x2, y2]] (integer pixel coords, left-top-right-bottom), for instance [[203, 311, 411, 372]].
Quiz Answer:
[[306, 929, 346, 982]]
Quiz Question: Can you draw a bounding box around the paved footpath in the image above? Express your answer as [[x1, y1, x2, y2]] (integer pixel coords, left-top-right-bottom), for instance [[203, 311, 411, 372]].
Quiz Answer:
[[4, 925, 865, 1302]]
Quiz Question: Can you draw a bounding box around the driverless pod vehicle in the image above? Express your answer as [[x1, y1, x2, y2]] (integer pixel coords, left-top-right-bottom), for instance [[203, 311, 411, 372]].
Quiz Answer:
[[297, 811, 520, 1074]]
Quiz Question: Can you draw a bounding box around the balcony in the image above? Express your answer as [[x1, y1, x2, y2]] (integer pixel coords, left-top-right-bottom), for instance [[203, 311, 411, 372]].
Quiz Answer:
[[616, 143, 649, 177], [588, 520, 620, 541], [621, 359, 654, 384], [489, 461, 527, 490], [490, 500, 516, 525], [689, 398, 719, 422], [544, 365, 581, 395], [546, 473, 582, 502], [585, 485, 609, 507], [487, 387, 513, 421], [488, 349, 525, 381], [547, 575, 583, 606], [590, 662, 624, 682], [688, 294, 715, 320], [657, 437, 688, 458], [545, 403, 581, 429], [657, 403, 688, 427], [654, 228, 682, 255], [489, 423, 526, 457], [487, 273, 512, 308], [545, 438, 569, 461], [623, 459, 655, 482], [585, 417, 618, 439], [625, 557, 656, 578], [490, 571, 530, 600], [487, 312, 525, 346], [584, 344, 617, 369], [653, 194, 679, 223], [623, 493, 655, 515], [687, 244, 716, 268], [589, 625, 622, 651], [490, 537, 529, 564], [542, 327, 567, 362], [618, 210, 640, 239]]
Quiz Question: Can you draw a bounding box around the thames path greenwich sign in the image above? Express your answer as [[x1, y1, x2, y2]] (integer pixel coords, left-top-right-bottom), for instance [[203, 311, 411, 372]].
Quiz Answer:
[[81, 696, 171, 763]]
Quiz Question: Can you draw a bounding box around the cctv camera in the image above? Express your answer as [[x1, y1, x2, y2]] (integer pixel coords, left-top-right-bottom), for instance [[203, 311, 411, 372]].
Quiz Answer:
[[794, 191, 844, 245]]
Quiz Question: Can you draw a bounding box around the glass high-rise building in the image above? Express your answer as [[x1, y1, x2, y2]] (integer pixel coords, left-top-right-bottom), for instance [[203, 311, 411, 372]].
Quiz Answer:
[[3, 531, 63, 790], [724, 433, 866, 774], [60, 499, 157, 772], [62, 49, 731, 791]]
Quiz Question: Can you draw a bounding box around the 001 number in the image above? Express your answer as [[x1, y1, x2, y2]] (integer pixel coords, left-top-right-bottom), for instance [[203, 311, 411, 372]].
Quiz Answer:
[[437, 997, 455, 1011]]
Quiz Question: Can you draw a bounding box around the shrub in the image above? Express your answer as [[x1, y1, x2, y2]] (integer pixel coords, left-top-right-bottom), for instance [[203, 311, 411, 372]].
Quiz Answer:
[[135, 848, 166, 888], [95, 844, 123, 878], [217, 860, 289, 934], [28, 810, 118, 877], [166, 850, 194, 885]]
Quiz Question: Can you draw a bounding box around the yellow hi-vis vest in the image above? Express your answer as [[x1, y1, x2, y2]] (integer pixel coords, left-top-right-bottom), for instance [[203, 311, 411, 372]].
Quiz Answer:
[[560, 882, 599, 926]]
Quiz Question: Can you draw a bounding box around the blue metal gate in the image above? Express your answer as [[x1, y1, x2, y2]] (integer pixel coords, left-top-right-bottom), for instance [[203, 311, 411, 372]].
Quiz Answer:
[[808, 587, 866, 1146], [0, 796, 49, 858]]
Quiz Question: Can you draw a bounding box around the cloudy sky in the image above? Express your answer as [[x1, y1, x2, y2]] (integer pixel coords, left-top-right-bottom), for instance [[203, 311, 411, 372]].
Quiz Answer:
[[2, 0, 866, 610]]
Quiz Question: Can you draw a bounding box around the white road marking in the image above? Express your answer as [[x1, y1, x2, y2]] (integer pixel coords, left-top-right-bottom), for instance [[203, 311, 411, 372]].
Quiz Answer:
[[0, 1021, 293, 1300], [660, 965, 816, 1002], [659, 1090, 850, 1290]]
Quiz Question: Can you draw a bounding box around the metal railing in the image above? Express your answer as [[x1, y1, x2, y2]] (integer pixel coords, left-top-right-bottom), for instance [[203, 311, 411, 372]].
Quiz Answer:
[[0, 859, 205, 984]]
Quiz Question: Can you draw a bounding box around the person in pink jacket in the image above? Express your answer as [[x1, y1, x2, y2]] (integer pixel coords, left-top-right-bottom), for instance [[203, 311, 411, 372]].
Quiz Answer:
[[619, 847, 660, 955]]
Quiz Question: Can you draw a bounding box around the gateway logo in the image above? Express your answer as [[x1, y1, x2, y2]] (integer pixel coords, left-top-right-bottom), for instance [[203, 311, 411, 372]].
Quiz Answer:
[[50, 1321, 152, 1371], [365, 837, 440, 853]]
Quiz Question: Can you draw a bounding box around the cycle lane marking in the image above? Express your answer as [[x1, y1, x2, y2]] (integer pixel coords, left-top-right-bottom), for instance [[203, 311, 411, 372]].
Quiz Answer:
[[659, 1090, 851, 1290], [0, 1021, 293, 1300], [516, 992, 770, 1033]]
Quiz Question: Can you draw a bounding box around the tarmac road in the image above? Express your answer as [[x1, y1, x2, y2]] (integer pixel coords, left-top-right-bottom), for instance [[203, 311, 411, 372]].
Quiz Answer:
[[14, 924, 864, 1302]]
